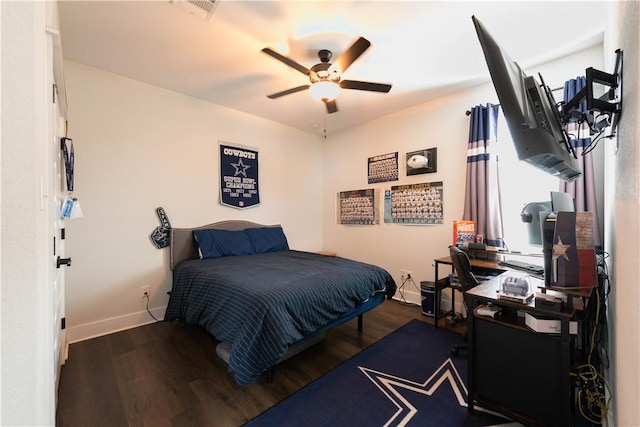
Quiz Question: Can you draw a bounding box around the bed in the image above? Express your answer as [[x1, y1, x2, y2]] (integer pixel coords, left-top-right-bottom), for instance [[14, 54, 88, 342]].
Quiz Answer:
[[164, 220, 396, 385]]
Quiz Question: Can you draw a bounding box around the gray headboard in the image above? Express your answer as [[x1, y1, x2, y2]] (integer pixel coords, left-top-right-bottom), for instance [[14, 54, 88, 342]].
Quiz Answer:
[[169, 220, 279, 270]]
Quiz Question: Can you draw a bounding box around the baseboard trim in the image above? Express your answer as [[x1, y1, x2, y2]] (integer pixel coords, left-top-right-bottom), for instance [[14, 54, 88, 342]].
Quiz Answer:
[[66, 306, 167, 343], [66, 296, 460, 343]]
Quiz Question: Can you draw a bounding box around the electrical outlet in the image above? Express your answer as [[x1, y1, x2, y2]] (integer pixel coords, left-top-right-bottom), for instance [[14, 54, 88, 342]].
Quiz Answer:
[[406, 270, 412, 279], [401, 269, 407, 280], [141, 285, 150, 298]]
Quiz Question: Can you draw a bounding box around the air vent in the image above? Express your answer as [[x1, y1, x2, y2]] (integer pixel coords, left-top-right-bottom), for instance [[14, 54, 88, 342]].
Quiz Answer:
[[171, 0, 219, 21]]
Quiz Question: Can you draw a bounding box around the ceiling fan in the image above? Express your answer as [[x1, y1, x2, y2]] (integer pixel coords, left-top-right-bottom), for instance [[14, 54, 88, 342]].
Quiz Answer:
[[262, 36, 392, 114]]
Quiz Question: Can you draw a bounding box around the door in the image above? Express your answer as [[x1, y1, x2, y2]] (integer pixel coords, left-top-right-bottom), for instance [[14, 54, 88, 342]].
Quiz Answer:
[[46, 19, 69, 397], [50, 94, 67, 393]]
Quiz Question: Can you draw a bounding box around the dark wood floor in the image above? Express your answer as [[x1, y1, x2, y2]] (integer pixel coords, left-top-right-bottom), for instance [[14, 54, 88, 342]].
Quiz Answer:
[[56, 300, 464, 427]]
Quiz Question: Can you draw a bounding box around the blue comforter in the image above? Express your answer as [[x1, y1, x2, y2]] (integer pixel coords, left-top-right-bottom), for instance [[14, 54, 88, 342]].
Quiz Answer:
[[164, 250, 396, 384]]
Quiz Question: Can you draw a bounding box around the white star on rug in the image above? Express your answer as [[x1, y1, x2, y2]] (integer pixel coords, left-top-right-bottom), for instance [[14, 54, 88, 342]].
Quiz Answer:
[[359, 358, 517, 427]]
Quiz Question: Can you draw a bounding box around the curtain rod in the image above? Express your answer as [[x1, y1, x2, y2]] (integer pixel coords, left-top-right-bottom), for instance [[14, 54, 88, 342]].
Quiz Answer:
[[465, 86, 563, 116]]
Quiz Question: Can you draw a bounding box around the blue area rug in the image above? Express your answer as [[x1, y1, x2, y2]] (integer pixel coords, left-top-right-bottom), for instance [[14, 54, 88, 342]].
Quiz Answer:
[[244, 319, 515, 427]]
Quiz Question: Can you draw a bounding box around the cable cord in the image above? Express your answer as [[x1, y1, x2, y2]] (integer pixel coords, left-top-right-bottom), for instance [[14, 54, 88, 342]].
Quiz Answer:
[[566, 111, 610, 157], [144, 294, 163, 323], [574, 363, 612, 424], [572, 252, 611, 424], [396, 275, 420, 306]]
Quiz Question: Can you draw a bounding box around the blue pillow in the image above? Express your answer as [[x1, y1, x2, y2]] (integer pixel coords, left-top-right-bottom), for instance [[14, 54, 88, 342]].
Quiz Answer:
[[245, 226, 289, 254], [193, 229, 254, 259]]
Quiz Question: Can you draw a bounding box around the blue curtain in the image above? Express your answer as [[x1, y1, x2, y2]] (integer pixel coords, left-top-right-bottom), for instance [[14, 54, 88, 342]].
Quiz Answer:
[[463, 104, 504, 248], [561, 77, 602, 249]]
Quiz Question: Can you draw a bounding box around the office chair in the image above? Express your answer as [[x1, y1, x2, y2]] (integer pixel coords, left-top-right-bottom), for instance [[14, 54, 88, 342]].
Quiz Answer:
[[448, 246, 480, 356]]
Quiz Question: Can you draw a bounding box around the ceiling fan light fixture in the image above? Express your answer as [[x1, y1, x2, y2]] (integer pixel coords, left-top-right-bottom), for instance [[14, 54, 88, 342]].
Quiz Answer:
[[310, 65, 340, 84], [310, 81, 340, 102], [263, 36, 391, 113]]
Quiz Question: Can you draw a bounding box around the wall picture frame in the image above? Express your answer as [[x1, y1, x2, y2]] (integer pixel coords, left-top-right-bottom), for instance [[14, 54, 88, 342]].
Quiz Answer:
[[368, 152, 399, 184], [337, 189, 380, 225], [384, 181, 443, 225], [406, 148, 437, 176]]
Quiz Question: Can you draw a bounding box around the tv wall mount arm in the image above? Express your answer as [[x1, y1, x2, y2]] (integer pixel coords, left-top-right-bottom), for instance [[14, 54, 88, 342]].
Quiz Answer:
[[561, 49, 623, 137]]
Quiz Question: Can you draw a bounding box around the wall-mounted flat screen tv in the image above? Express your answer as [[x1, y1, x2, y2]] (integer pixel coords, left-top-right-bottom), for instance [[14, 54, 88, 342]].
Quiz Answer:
[[472, 16, 581, 182]]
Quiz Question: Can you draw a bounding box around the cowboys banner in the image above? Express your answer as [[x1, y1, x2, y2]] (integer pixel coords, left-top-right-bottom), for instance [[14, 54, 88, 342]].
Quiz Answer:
[[219, 142, 260, 209]]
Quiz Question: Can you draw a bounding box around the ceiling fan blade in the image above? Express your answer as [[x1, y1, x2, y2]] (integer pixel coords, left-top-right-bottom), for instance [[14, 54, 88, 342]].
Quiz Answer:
[[262, 48, 310, 76], [266, 85, 310, 99], [331, 37, 371, 74], [340, 80, 392, 93], [325, 100, 338, 114]]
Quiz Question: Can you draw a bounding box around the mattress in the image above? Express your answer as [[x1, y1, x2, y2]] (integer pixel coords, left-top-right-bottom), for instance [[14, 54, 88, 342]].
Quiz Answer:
[[164, 250, 396, 384]]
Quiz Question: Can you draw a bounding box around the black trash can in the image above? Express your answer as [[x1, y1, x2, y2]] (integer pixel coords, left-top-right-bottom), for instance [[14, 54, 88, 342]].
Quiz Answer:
[[420, 281, 435, 317]]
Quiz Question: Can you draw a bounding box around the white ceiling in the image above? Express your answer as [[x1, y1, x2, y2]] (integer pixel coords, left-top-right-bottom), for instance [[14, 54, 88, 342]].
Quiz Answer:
[[57, 1, 607, 136]]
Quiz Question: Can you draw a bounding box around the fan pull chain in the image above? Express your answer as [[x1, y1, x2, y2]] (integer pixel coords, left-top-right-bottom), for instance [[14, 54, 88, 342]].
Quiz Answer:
[[323, 110, 327, 139]]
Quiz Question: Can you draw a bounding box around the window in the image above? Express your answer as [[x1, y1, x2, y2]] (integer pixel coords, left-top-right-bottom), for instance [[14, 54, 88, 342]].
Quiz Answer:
[[496, 111, 559, 253]]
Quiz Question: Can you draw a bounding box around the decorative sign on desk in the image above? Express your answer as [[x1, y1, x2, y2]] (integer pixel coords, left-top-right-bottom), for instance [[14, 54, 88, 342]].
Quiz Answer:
[[553, 212, 597, 288]]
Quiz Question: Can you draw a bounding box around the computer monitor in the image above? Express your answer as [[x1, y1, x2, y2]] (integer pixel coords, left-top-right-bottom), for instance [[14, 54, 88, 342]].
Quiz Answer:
[[520, 201, 552, 246], [550, 191, 575, 212], [521, 193, 573, 245], [472, 16, 581, 182]]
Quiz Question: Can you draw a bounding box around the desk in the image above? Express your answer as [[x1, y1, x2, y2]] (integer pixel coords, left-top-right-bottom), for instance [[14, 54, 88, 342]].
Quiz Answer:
[[465, 272, 592, 427], [432, 256, 507, 328]]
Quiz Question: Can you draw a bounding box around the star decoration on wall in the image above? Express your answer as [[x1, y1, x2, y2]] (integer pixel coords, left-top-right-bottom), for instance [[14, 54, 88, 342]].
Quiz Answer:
[[553, 236, 571, 261], [359, 358, 510, 426], [231, 158, 251, 177]]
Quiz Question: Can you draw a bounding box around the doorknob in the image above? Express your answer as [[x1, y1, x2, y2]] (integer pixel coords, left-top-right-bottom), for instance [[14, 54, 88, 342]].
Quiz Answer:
[[57, 257, 71, 268]]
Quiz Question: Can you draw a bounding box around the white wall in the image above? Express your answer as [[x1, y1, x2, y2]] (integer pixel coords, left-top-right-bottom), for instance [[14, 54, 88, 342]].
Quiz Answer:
[[606, 1, 640, 425], [63, 62, 324, 342], [322, 46, 603, 310]]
